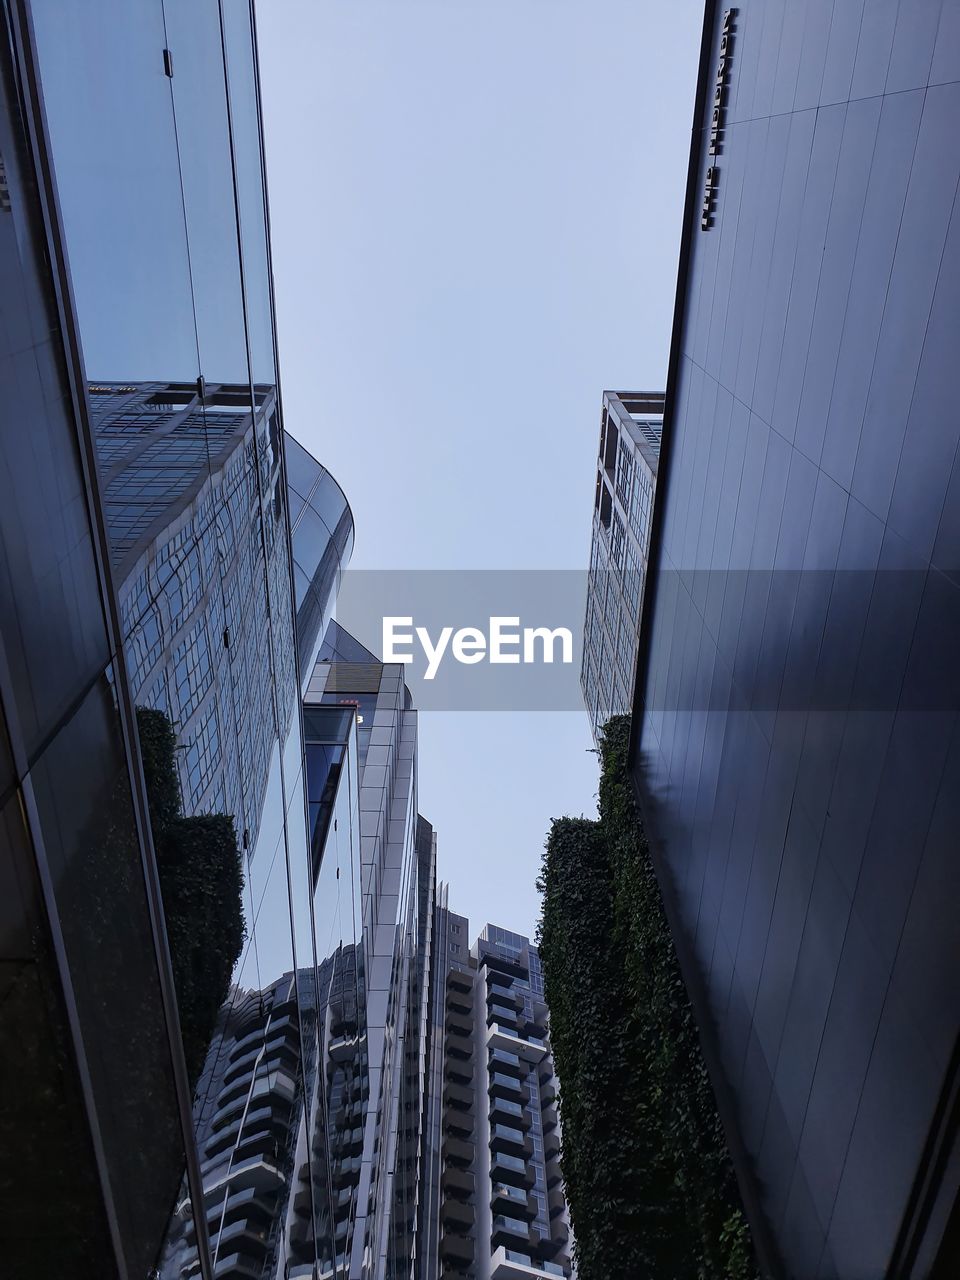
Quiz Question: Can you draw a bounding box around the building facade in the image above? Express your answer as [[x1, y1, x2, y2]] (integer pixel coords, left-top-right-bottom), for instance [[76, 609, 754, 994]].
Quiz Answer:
[[303, 655, 435, 1279], [88, 380, 309, 858], [423, 908, 573, 1280], [630, 3, 960, 1277], [0, 4, 408, 1280], [581, 391, 663, 743]]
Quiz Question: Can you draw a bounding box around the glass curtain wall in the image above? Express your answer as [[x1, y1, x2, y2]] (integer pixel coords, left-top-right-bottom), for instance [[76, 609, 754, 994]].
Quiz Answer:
[[1, 1, 340, 1276]]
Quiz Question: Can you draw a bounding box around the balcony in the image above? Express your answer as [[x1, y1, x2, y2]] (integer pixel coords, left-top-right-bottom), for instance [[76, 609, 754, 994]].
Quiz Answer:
[[491, 1182, 537, 1220], [490, 1246, 569, 1279], [446, 1058, 474, 1087], [200, 1153, 286, 1200], [487, 979, 521, 1007], [486, 1001, 519, 1027], [490, 1123, 532, 1160], [488, 1049, 524, 1077], [446, 969, 474, 995], [212, 1250, 266, 1279], [487, 1023, 547, 1064], [442, 1134, 475, 1168], [489, 1095, 528, 1127], [441, 1165, 475, 1199], [445, 1009, 474, 1037], [489, 1071, 528, 1102], [479, 950, 527, 981], [445, 1111, 474, 1141], [440, 1230, 474, 1268], [490, 1151, 534, 1189], [445, 1033, 474, 1062], [491, 1214, 531, 1249], [442, 1197, 475, 1232], [446, 989, 473, 1016], [443, 1079, 475, 1111], [202, 1186, 274, 1235], [547, 1182, 567, 1219], [205, 1105, 287, 1160]]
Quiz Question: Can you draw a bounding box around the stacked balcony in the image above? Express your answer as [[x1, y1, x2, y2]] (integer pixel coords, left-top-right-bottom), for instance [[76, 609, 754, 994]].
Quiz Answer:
[[486, 1021, 547, 1065], [490, 1150, 534, 1190], [490, 1245, 570, 1279], [488, 1070, 529, 1104], [489, 1093, 529, 1129], [490, 1123, 533, 1161], [440, 963, 477, 1279]]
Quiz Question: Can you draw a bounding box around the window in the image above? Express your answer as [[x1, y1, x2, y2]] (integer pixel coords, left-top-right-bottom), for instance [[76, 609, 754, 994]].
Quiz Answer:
[[610, 512, 625, 571], [450, 943, 461, 954], [615, 439, 633, 509]]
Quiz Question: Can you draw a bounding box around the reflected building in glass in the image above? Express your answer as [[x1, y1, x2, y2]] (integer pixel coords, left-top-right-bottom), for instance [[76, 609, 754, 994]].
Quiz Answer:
[[88, 380, 354, 855], [89, 380, 296, 857], [301, 657, 436, 1280], [581, 391, 663, 744]]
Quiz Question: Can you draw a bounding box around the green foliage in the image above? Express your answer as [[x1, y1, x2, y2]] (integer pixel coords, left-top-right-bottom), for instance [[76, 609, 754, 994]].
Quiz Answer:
[[136, 707, 246, 1084], [537, 716, 758, 1280], [136, 704, 182, 833]]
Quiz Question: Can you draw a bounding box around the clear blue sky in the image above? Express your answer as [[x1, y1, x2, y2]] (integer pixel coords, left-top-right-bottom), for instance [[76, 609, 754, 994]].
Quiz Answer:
[[257, 0, 702, 937]]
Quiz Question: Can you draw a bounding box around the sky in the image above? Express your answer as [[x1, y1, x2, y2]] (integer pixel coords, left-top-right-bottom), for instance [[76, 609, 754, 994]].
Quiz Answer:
[[257, 0, 702, 938]]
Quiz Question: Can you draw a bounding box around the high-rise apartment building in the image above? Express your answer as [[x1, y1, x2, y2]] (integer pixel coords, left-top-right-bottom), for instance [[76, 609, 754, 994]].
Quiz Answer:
[[422, 903, 573, 1280], [629, 3, 960, 1276], [581, 391, 663, 743]]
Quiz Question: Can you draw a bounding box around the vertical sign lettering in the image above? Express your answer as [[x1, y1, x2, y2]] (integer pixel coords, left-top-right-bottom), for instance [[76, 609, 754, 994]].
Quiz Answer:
[[702, 8, 736, 230]]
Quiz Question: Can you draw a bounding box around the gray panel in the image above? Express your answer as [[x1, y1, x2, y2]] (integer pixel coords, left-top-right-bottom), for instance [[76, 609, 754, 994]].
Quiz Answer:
[[632, 2, 960, 1270]]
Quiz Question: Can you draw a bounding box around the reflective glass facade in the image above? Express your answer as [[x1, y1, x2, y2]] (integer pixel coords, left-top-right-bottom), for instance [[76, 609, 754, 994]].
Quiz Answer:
[[286, 434, 355, 685], [582, 391, 663, 743], [303, 657, 436, 1279], [0, 3, 364, 1278], [632, 3, 960, 1276], [90, 379, 295, 856]]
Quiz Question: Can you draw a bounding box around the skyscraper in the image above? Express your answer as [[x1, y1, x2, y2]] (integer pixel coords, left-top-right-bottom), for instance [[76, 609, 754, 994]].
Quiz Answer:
[[581, 391, 663, 743], [0, 5, 409, 1279], [422, 903, 574, 1280], [629, 3, 960, 1275], [302, 654, 435, 1279]]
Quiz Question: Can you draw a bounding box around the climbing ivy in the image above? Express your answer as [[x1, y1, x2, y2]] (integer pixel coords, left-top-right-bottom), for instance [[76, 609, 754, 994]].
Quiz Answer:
[[537, 716, 757, 1280]]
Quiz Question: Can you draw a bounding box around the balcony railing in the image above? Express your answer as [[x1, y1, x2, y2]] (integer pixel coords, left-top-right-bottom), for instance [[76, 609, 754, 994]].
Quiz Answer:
[[490, 1097, 525, 1120], [491, 1181, 527, 1205], [491, 1152, 525, 1173], [493, 1214, 529, 1237], [491, 1123, 525, 1145], [503, 1251, 566, 1276], [489, 1049, 522, 1069]]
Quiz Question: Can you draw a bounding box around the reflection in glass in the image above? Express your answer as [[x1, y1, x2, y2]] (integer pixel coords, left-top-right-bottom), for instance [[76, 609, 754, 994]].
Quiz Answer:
[[19, 4, 385, 1277], [91, 380, 292, 856], [286, 435, 356, 683], [0, 794, 117, 1279], [29, 673, 198, 1279]]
